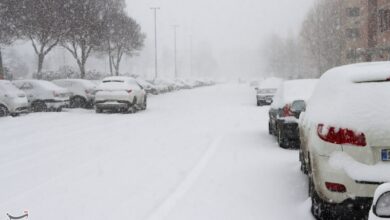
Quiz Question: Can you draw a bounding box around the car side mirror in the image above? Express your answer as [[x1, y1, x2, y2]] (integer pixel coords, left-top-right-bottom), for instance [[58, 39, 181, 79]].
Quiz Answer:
[[373, 191, 390, 218]]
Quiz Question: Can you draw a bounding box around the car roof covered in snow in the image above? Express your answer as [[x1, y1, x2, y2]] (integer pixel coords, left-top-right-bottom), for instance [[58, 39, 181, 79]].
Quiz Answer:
[[53, 79, 96, 87], [305, 61, 390, 137], [13, 79, 66, 91], [321, 61, 390, 83], [271, 79, 318, 109], [102, 76, 137, 82]]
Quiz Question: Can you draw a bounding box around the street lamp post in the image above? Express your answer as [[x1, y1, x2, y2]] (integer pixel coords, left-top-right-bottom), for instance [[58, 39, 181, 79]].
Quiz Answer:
[[172, 25, 179, 78], [150, 7, 160, 80]]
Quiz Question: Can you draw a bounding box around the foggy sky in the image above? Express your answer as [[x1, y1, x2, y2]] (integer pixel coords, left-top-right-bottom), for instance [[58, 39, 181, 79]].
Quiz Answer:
[[125, 0, 314, 79], [6, 0, 315, 80]]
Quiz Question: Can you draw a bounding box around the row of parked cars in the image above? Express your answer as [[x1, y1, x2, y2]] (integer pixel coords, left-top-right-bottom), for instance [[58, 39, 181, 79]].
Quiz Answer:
[[256, 62, 390, 220], [0, 77, 215, 116]]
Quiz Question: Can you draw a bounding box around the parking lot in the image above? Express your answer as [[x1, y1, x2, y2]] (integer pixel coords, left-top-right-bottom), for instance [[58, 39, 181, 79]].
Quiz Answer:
[[0, 84, 313, 220]]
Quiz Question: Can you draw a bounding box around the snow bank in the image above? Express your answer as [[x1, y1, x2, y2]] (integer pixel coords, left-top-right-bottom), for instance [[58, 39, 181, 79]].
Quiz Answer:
[[271, 79, 318, 109], [305, 61, 390, 137]]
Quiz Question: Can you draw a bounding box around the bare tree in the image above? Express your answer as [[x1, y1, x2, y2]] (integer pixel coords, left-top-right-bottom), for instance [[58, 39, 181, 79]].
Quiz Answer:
[[61, 0, 108, 78], [17, 0, 67, 74], [300, 0, 344, 76], [0, 0, 18, 79], [102, 12, 145, 76]]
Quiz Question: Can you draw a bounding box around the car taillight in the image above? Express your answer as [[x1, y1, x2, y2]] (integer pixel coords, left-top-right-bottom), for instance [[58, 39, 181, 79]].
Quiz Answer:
[[127, 90, 132, 94], [282, 104, 293, 117], [53, 91, 59, 97], [325, 182, 346, 193], [317, 124, 366, 146]]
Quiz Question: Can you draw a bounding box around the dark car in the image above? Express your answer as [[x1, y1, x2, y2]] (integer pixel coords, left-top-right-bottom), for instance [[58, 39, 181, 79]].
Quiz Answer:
[[275, 100, 306, 149], [268, 79, 317, 149]]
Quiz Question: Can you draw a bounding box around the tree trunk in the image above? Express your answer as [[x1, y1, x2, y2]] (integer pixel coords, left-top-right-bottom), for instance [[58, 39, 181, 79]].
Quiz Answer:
[[0, 48, 4, 79], [109, 55, 113, 75], [78, 61, 86, 79], [37, 53, 44, 74]]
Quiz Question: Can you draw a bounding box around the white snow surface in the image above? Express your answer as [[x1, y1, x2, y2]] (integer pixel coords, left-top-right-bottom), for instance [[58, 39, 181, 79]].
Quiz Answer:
[[0, 84, 312, 220], [305, 62, 390, 137], [271, 79, 318, 109]]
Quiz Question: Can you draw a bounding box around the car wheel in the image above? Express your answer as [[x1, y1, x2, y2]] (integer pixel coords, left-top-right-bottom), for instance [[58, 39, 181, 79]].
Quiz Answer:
[[268, 122, 273, 135], [95, 107, 103, 113], [71, 96, 87, 108], [0, 105, 9, 117], [56, 107, 62, 112], [31, 101, 47, 112], [310, 182, 334, 220], [278, 129, 288, 149], [141, 97, 147, 110], [299, 151, 307, 174]]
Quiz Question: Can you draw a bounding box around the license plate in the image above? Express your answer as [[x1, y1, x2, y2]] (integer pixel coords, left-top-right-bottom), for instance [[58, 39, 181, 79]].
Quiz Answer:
[[381, 149, 390, 161]]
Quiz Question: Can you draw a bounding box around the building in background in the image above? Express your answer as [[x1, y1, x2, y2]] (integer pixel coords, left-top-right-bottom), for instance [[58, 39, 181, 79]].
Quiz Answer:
[[341, 0, 390, 63]]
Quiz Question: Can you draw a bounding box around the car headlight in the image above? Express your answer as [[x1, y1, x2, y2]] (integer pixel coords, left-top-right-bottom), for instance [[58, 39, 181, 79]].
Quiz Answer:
[[374, 191, 390, 217]]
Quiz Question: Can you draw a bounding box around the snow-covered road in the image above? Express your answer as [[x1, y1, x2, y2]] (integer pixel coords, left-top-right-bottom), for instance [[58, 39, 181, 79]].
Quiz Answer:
[[0, 84, 313, 220]]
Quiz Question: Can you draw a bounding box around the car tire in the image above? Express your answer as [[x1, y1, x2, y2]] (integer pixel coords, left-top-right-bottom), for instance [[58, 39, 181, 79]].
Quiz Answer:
[[299, 151, 308, 174], [71, 96, 87, 108], [141, 97, 147, 110], [31, 101, 47, 112], [268, 122, 273, 135], [278, 129, 288, 149], [310, 182, 334, 220], [257, 101, 262, 106], [0, 105, 9, 117], [95, 107, 103, 113]]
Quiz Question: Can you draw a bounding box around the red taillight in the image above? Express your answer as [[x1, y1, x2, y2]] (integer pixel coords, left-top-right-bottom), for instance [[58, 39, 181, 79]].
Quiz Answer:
[[127, 90, 132, 94], [53, 91, 59, 97], [282, 104, 293, 117], [325, 182, 346, 193], [317, 124, 366, 146]]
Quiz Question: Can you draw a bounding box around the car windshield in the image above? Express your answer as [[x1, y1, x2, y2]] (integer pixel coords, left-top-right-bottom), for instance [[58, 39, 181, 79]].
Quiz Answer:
[[291, 100, 305, 112]]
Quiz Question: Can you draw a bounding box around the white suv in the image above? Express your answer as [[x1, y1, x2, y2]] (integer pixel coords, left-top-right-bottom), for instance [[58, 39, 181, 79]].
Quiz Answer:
[[52, 79, 96, 108], [13, 80, 70, 112], [0, 80, 29, 117], [94, 76, 147, 113], [300, 62, 390, 219]]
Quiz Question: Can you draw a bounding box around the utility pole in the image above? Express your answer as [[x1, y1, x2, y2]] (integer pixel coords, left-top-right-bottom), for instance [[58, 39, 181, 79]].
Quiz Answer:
[[172, 25, 179, 79], [150, 7, 160, 80], [190, 34, 193, 76]]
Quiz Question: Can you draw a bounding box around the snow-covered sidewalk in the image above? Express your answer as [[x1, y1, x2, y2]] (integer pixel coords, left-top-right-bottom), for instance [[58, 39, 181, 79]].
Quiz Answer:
[[0, 84, 313, 220]]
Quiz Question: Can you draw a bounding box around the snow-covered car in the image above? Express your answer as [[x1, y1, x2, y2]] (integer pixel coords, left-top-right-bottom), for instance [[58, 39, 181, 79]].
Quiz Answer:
[[268, 79, 317, 149], [300, 62, 390, 219], [52, 79, 96, 108], [255, 77, 283, 106], [136, 78, 158, 95], [369, 183, 390, 220], [0, 80, 29, 117], [13, 80, 70, 112], [94, 76, 147, 113]]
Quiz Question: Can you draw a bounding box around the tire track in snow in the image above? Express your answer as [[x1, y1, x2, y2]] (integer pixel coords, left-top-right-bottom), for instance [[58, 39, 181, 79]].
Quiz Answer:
[[145, 135, 224, 220]]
